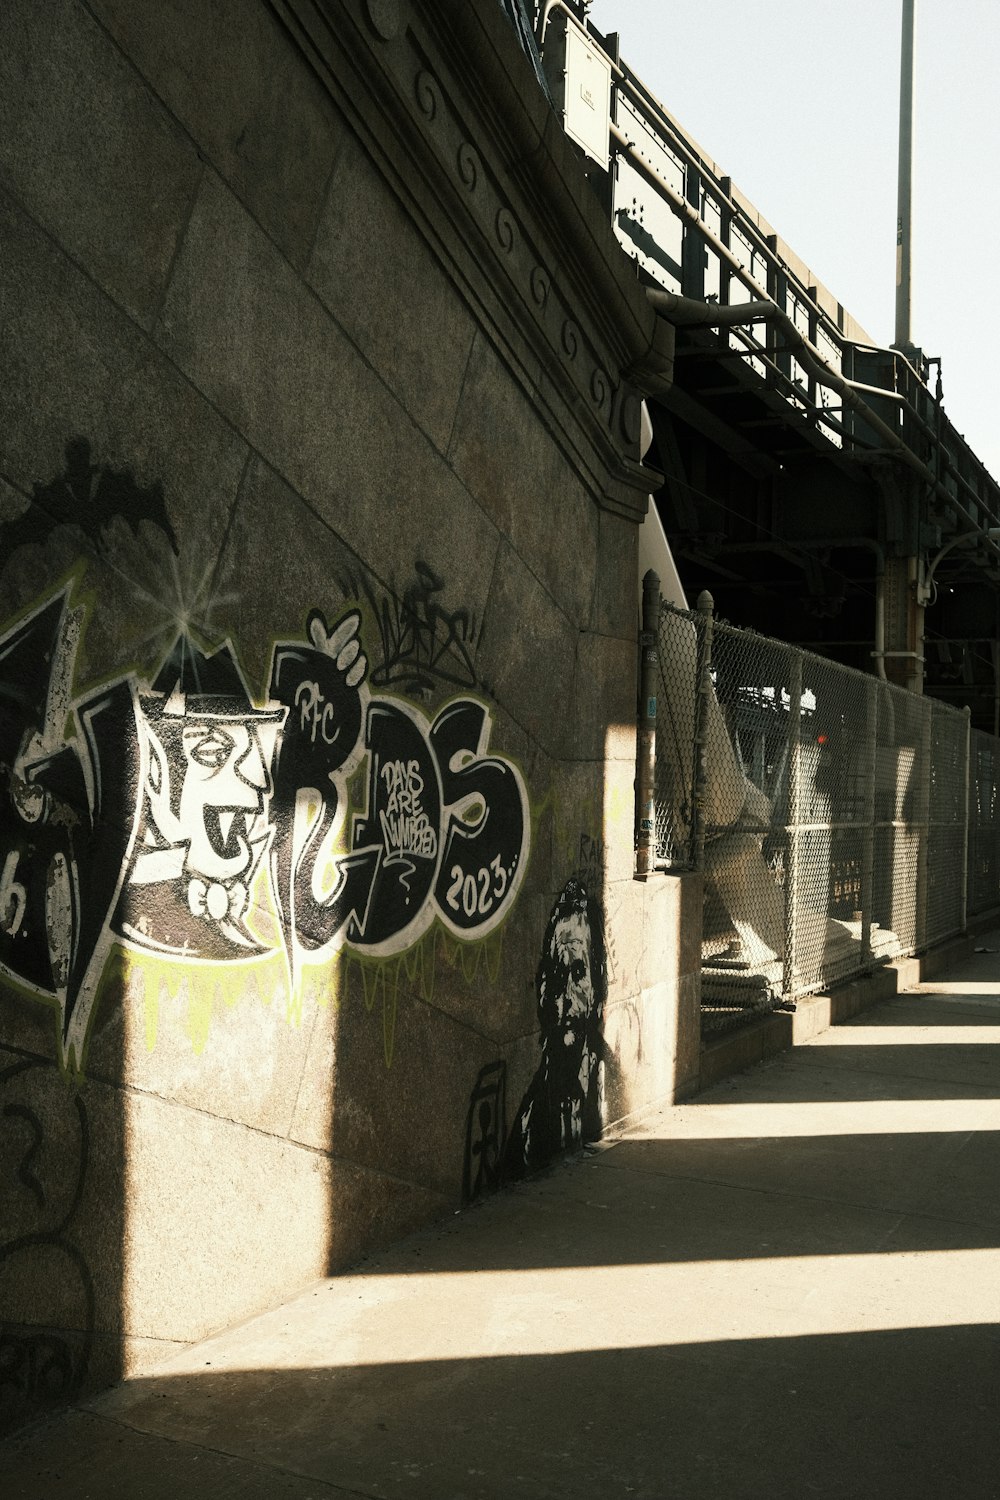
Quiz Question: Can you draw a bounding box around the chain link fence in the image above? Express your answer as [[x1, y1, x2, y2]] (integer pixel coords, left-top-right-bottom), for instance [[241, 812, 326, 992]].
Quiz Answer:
[[969, 728, 1000, 918], [653, 594, 997, 1034]]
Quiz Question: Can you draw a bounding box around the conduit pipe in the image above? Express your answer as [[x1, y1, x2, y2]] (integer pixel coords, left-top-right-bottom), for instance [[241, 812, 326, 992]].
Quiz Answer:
[[647, 287, 917, 463], [616, 123, 927, 448], [614, 116, 945, 472], [604, 113, 928, 399], [609, 108, 905, 375]]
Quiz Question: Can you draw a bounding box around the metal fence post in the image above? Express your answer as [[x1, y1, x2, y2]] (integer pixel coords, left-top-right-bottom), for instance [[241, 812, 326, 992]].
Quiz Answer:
[[783, 649, 803, 999], [635, 569, 660, 878], [691, 590, 715, 872], [861, 676, 878, 966], [916, 699, 932, 949], [961, 705, 972, 933]]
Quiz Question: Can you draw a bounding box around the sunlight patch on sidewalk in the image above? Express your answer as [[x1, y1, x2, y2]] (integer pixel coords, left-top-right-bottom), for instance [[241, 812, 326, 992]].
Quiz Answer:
[[912, 983, 1000, 998], [638, 1097, 1000, 1136], [136, 1248, 1000, 1376], [814, 1024, 1000, 1046]]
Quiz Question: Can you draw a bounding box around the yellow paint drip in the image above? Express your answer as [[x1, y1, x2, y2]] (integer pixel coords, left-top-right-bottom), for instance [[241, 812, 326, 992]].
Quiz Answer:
[[109, 946, 288, 1060], [285, 972, 305, 1029], [183, 976, 211, 1055], [40, 882, 512, 1077], [335, 923, 507, 1070], [144, 972, 158, 1053]]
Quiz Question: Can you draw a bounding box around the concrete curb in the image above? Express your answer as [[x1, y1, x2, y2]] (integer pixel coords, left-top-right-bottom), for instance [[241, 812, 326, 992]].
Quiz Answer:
[[698, 914, 1000, 1091]]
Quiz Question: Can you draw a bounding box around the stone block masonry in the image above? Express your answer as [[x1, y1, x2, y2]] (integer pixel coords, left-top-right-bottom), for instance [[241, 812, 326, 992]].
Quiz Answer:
[[0, 0, 692, 1434]]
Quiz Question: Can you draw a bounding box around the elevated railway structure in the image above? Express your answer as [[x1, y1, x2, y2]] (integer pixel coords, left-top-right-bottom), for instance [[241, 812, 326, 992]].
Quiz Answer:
[[536, 1, 1000, 732]]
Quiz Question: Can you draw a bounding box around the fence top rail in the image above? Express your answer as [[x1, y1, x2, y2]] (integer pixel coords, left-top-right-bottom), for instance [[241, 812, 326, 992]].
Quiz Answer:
[[659, 596, 980, 736]]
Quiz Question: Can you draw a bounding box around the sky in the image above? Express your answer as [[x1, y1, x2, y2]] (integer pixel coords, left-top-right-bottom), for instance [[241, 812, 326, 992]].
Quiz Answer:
[[585, 0, 1000, 481]]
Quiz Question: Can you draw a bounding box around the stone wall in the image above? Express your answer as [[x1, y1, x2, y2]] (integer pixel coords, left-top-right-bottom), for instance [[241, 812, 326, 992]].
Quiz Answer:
[[0, 0, 697, 1431]]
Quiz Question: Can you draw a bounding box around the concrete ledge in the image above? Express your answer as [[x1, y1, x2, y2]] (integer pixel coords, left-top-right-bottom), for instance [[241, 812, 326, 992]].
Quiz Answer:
[[697, 923, 997, 1092]]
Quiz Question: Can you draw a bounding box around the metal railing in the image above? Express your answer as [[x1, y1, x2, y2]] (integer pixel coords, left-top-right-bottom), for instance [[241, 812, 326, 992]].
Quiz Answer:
[[536, 1, 1000, 547], [652, 590, 999, 1033], [607, 48, 1000, 539]]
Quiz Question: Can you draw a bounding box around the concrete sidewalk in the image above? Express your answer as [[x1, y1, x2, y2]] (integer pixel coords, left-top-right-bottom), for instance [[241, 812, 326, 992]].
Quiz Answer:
[[5, 944, 1000, 1499]]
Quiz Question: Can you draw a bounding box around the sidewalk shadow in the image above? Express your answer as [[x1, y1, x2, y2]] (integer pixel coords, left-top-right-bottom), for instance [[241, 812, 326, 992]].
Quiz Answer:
[[6, 1325, 999, 1499]]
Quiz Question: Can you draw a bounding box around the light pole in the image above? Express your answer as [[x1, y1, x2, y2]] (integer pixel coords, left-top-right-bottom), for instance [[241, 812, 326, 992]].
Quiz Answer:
[[895, 0, 916, 353]]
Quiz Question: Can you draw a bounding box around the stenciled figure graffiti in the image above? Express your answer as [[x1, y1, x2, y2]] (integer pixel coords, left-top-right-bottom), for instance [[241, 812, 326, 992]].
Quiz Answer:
[[503, 877, 609, 1179], [115, 639, 286, 960]]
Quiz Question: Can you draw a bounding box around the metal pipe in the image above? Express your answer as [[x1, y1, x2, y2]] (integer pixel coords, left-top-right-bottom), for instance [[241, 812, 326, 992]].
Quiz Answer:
[[535, 0, 588, 50], [647, 286, 916, 445], [610, 60, 853, 356], [773, 539, 889, 671], [874, 571, 888, 681], [924, 526, 1000, 590], [645, 295, 777, 330], [613, 120, 997, 530], [813, 536, 892, 683], [832, 336, 925, 391], [617, 138, 775, 315], [542, 9, 855, 373], [915, 697, 932, 948], [895, 0, 916, 350], [907, 553, 922, 695], [635, 568, 660, 877], [912, 527, 1000, 703]]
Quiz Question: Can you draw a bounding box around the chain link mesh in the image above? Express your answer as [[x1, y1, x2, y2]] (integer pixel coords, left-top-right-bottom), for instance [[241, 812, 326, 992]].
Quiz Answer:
[[654, 599, 996, 1035], [653, 600, 703, 868], [969, 729, 1000, 918]]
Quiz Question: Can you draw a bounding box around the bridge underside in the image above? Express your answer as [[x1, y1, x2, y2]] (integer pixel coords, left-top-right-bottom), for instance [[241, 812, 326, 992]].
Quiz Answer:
[[535, 6, 1000, 732], [647, 324, 1000, 733]]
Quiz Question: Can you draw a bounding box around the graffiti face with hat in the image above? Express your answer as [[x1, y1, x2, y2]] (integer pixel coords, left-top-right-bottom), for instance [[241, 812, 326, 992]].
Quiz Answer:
[[147, 712, 276, 889], [118, 638, 285, 958]]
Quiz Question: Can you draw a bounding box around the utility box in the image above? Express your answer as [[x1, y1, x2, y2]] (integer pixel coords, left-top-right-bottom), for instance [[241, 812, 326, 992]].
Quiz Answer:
[[544, 11, 612, 170]]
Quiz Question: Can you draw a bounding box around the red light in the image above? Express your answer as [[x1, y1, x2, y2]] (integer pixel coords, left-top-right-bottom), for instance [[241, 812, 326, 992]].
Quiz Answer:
[[816, 734, 828, 745]]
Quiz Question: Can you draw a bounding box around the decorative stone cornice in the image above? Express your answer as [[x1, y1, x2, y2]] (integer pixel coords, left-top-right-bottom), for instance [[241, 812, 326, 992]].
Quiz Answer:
[[268, 0, 671, 521]]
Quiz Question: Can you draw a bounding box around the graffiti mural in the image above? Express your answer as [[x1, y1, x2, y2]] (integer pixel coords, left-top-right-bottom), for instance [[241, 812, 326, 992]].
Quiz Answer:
[[505, 877, 608, 1179], [0, 585, 530, 1071], [117, 633, 285, 962], [4, 436, 178, 558], [462, 878, 609, 1199], [0, 1059, 94, 1432], [462, 1059, 507, 1202], [342, 559, 481, 696], [270, 610, 526, 976]]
